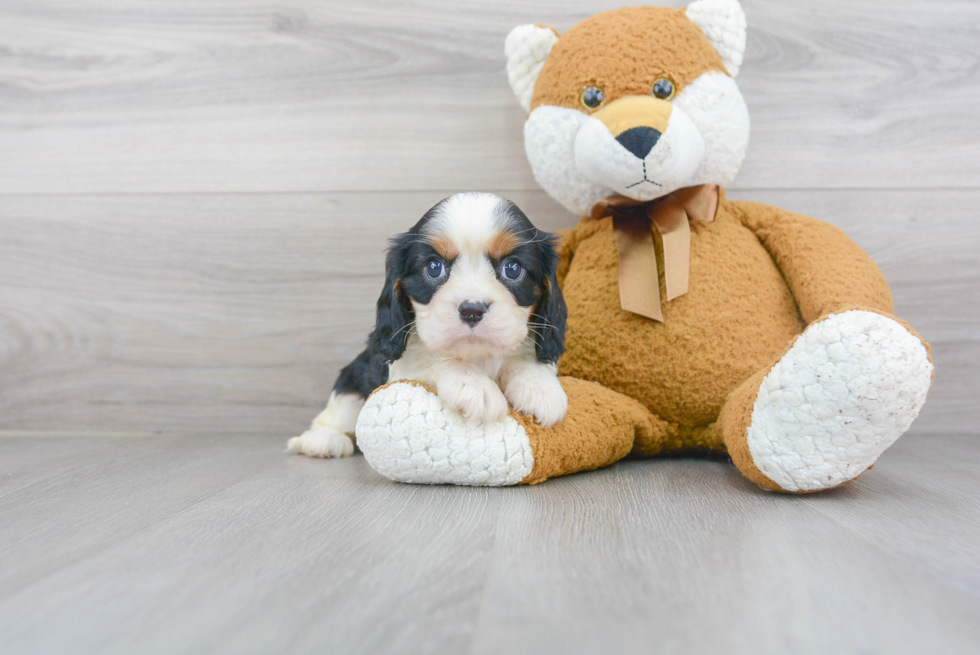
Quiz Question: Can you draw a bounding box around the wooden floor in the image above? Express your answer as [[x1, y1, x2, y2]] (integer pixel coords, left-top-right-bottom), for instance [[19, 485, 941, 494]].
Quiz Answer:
[[1, 432, 978, 654]]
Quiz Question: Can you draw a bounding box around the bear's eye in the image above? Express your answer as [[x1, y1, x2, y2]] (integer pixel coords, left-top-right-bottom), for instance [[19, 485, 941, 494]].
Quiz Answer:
[[652, 77, 676, 100], [580, 86, 605, 110]]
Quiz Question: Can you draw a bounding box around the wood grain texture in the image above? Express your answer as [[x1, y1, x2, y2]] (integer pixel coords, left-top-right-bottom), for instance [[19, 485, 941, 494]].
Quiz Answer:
[[0, 190, 976, 436], [1, 0, 979, 193], [0, 432, 977, 654]]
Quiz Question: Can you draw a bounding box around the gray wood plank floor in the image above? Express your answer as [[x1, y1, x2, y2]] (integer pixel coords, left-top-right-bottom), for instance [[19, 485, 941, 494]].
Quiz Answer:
[[0, 432, 977, 654]]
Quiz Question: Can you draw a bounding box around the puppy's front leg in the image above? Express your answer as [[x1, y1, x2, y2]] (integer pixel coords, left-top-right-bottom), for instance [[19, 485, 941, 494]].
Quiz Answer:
[[499, 355, 568, 427], [437, 362, 509, 425], [287, 391, 361, 458]]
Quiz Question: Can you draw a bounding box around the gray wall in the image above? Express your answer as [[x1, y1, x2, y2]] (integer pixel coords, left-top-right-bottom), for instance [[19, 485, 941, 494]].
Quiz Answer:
[[1, 0, 977, 436]]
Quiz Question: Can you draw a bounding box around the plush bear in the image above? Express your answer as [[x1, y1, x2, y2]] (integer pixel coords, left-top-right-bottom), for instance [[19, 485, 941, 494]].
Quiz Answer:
[[354, 0, 933, 492]]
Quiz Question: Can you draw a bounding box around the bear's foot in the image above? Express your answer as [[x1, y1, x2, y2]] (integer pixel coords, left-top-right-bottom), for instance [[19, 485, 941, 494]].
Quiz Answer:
[[355, 381, 535, 486], [726, 310, 933, 493], [356, 378, 657, 486]]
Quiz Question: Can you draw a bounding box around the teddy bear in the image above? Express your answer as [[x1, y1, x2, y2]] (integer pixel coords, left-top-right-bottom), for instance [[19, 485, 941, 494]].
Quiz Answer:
[[353, 0, 934, 493]]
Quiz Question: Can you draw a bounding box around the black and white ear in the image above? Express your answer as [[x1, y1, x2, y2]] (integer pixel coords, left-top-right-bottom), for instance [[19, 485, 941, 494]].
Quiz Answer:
[[505, 24, 559, 112], [369, 237, 414, 362], [686, 0, 747, 77], [532, 234, 568, 365]]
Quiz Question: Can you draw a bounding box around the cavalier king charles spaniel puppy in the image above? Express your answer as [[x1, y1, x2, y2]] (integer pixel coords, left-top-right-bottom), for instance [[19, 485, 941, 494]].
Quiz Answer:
[[288, 192, 568, 458]]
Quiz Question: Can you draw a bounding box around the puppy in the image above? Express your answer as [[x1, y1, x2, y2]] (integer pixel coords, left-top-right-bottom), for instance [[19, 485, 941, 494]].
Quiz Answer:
[[288, 192, 569, 458]]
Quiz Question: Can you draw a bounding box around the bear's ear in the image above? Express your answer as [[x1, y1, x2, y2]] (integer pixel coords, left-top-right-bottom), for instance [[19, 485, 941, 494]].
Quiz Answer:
[[686, 0, 747, 77], [505, 24, 559, 112]]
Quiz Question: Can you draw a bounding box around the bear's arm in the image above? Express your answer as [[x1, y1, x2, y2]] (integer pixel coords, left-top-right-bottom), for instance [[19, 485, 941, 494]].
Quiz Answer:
[[730, 200, 893, 323], [555, 217, 606, 288], [556, 229, 574, 288]]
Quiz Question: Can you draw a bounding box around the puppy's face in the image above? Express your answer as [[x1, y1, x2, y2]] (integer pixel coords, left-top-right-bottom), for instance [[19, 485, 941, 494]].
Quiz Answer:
[[371, 193, 566, 364]]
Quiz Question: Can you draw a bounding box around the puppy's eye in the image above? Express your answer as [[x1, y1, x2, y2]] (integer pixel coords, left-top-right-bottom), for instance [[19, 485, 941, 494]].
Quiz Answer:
[[502, 260, 524, 281], [651, 77, 675, 100], [580, 86, 604, 110], [425, 259, 446, 280]]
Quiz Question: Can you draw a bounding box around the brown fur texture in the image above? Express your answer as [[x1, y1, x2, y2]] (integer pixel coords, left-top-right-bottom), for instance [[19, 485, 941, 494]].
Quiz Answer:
[[427, 234, 459, 260], [548, 194, 929, 490], [487, 230, 521, 259], [530, 6, 727, 113], [516, 377, 662, 485], [559, 195, 809, 430], [736, 201, 894, 321]]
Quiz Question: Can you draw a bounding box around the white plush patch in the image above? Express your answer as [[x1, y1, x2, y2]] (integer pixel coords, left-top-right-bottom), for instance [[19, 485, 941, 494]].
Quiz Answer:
[[356, 382, 534, 486], [746, 311, 933, 492], [523, 74, 749, 216], [673, 72, 750, 188], [525, 105, 615, 216], [686, 0, 747, 77], [505, 24, 559, 112], [574, 107, 705, 202]]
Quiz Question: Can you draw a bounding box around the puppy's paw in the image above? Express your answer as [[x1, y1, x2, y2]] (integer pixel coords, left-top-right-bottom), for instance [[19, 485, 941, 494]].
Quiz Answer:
[[504, 370, 568, 427], [438, 371, 509, 425], [287, 426, 355, 458]]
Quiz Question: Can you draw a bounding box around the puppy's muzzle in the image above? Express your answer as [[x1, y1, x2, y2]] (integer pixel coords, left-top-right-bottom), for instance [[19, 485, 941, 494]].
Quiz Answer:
[[458, 301, 488, 327]]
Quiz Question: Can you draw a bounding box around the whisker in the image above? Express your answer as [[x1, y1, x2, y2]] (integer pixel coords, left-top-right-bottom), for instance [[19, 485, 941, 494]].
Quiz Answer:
[[391, 321, 417, 338]]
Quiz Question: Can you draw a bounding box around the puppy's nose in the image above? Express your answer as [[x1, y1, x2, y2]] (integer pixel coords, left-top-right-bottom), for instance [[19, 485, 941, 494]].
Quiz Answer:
[[458, 301, 488, 326], [616, 126, 661, 159]]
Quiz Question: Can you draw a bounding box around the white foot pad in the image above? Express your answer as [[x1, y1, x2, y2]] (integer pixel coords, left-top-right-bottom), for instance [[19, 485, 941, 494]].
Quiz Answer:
[[355, 382, 534, 486], [287, 427, 355, 458], [747, 310, 932, 492]]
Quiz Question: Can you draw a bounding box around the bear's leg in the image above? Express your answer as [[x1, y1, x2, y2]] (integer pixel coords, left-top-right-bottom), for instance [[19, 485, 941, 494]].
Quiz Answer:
[[720, 310, 933, 493], [356, 377, 667, 486]]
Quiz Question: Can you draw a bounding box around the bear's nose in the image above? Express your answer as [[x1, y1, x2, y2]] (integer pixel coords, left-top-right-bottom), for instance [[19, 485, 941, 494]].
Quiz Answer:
[[616, 126, 661, 159], [458, 301, 488, 326]]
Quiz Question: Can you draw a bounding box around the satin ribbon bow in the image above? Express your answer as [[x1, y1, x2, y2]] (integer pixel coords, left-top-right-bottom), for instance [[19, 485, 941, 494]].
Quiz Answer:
[[590, 184, 720, 322]]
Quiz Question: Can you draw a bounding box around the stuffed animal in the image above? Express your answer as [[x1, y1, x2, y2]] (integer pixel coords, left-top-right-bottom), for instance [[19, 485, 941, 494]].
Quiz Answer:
[[354, 0, 933, 492]]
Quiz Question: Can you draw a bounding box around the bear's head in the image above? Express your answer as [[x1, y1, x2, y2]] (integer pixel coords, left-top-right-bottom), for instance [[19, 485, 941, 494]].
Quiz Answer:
[[506, 0, 750, 216]]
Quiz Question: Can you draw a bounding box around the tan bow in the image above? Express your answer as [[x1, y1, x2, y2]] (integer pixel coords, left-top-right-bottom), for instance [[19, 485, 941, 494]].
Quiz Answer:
[[591, 184, 720, 322]]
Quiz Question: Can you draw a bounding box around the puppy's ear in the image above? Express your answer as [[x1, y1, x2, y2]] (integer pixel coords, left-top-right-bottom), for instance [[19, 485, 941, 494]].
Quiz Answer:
[[369, 234, 414, 362], [532, 232, 567, 364]]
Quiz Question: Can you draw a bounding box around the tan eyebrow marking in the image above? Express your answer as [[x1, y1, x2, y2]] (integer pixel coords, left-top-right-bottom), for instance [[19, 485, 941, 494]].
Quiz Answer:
[[427, 233, 458, 260], [488, 230, 521, 259]]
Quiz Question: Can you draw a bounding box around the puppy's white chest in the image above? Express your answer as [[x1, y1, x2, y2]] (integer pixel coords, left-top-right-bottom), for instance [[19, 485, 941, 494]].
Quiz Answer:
[[387, 339, 509, 387], [386, 347, 437, 386]]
